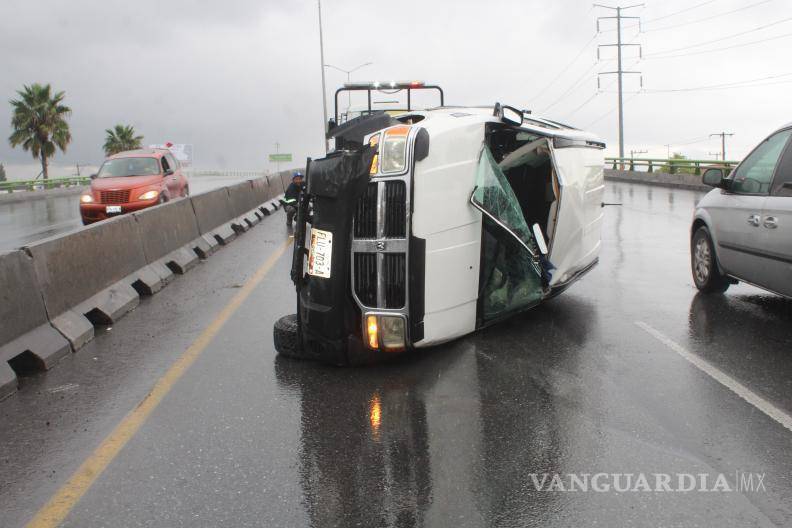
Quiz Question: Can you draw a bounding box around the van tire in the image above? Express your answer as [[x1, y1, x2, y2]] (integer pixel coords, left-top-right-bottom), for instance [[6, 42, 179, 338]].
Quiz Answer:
[[274, 314, 301, 357], [691, 226, 730, 293]]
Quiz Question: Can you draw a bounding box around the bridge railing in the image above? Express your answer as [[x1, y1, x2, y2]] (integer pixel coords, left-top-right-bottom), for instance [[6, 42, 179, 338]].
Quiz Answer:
[[0, 176, 90, 193], [605, 157, 739, 175]]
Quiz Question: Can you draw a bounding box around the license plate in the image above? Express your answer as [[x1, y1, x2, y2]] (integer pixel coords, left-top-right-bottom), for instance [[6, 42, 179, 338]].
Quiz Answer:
[[308, 228, 333, 278], [106, 205, 122, 214]]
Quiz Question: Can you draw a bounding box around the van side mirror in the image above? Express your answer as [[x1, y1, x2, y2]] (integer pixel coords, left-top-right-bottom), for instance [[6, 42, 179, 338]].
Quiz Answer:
[[702, 168, 725, 188], [89, 173, 98, 180], [164, 168, 174, 176]]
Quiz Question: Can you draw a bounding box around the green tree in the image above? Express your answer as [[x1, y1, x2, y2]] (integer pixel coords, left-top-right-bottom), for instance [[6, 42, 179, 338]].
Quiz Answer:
[[103, 124, 143, 156], [8, 83, 72, 180], [660, 152, 695, 175], [0, 163, 6, 182]]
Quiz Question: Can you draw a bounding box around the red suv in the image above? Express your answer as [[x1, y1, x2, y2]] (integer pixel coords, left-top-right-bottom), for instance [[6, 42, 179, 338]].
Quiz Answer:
[[80, 149, 189, 224]]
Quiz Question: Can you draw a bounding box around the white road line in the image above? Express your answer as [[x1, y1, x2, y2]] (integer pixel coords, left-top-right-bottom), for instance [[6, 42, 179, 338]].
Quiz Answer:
[[635, 321, 792, 434]]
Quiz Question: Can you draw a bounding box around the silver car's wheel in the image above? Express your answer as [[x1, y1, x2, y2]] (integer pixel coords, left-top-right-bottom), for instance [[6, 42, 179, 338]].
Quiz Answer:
[[691, 226, 730, 293], [693, 236, 711, 284]]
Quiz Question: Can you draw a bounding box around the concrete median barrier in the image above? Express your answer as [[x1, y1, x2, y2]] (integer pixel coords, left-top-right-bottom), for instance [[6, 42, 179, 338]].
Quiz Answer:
[[132, 197, 203, 277], [24, 214, 161, 350], [226, 181, 259, 232], [190, 187, 237, 248], [0, 250, 71, 400], [604, 169, 708, 191], [251, 177, 270, 203]]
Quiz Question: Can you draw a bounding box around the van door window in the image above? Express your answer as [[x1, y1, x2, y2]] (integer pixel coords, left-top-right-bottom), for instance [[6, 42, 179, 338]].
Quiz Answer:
[[471, 146, 544, 322]]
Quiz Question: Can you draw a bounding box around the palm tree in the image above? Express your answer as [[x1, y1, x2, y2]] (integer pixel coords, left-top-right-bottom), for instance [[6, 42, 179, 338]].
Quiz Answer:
[[103, 124, 143, 156], [8, 83, 71, 180]]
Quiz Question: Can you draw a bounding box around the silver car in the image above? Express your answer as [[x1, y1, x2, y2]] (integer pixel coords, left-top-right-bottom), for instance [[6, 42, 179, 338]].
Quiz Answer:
[[691, 124, 792, 298]]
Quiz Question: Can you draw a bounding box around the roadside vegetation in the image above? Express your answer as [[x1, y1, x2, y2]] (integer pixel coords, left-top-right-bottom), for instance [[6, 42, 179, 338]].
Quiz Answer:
[[103, 124, 143, 156], [8, 83, 72, 180], [660, 153, 696, 175]]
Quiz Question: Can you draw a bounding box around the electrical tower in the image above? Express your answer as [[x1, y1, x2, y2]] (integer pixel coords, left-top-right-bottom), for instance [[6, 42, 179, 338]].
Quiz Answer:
[[710, 132, 734, 162], [595, 3, 644, 159]]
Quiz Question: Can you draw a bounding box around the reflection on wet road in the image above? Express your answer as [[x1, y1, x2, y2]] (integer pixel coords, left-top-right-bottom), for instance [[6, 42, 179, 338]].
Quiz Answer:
[[1, 182, 790, 527], [0, 174, 256, 249]]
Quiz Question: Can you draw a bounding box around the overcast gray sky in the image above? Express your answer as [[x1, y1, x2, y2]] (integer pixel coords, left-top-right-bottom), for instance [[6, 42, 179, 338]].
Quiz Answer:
[[1, 0, 790, 172]]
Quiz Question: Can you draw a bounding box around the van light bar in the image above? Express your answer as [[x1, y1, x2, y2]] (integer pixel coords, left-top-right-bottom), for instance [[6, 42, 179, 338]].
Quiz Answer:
[[343, 81, 426, 89]]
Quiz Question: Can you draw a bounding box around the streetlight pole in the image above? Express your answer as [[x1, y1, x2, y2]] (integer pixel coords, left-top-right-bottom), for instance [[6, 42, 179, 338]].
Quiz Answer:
[[317, 0, 329, 153], [324, 62, 374, 112]]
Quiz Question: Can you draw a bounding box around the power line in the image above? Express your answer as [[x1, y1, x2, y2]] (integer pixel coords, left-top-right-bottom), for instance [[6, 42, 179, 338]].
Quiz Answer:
[[602, 0, 716, 32], [541, 61, 599, 112], [645, 16, 792, 57], [642, 0, 719, 23], [643, 0, 772, 32], [583, 92, 641, 128], [644, 30, 792, 59], [529, 35, 598, 104], [641, 72, 792, 93], [561, 58, 639, 119], [561, 92, 600, 119]]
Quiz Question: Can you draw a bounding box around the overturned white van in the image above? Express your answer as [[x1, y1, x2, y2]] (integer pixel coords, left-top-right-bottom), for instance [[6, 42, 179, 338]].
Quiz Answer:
[[275, 86, 605, 364]]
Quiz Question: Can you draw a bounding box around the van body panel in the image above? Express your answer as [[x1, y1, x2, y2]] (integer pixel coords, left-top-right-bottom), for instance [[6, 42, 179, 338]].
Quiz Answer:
[[547, 146, 604, 286], [411, 122, 485, 346]]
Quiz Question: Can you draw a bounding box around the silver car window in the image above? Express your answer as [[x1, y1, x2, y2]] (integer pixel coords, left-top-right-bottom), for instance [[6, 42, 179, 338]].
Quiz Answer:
[[730, 129, 792, 195]]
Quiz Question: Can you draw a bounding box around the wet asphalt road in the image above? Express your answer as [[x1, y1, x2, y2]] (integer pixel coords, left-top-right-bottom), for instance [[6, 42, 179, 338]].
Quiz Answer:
[[1, 181, 791, 527], [0, 174, 255, 250]]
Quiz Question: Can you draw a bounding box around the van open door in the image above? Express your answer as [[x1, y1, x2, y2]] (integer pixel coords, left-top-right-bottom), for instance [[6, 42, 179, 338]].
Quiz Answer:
[[470, 146, 546, 325]]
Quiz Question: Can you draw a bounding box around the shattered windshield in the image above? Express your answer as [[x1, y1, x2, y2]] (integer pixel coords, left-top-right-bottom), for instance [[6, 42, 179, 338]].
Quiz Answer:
[[471, 146, 544, 321]]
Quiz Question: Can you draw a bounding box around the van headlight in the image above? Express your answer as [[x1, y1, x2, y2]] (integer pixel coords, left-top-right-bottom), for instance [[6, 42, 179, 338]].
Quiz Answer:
[[80, 194, 93, 203], [365, 314, 406, 351], [138, 190, 159, 201], [380, 125, 410, 174]]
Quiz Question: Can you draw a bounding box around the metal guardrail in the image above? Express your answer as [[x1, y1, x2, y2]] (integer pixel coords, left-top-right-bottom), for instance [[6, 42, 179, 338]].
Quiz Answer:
[[605, 157, 739, 175], [0, 176, 90, 193], [186, 170, 267, 178]]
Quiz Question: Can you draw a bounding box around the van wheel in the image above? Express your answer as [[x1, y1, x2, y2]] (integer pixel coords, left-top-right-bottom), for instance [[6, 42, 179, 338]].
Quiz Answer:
[[274, 314, 302, 357], [691, 226, 730, 293]]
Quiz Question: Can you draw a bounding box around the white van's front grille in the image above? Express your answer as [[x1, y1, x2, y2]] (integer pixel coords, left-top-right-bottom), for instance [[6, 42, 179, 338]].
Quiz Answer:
[[351, 178, 409, 310]]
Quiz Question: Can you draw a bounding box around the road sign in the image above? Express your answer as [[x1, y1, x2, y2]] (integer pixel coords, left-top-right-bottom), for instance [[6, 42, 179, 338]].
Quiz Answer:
[[269, 153, 292, 162]]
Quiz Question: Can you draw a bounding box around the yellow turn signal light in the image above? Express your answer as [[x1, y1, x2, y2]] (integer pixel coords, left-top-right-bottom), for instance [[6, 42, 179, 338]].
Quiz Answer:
[[366, 315, 379, 349]]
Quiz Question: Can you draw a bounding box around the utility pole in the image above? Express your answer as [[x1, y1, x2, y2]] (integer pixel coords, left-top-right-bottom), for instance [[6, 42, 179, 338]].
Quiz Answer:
[[630, 149, 647, 159], [595, 3, 643, 161], [317, 0, 329, 153], [708, 151, 721, 161], [710, 132, 734, 162], [274, 142, 280, 175], [664, 144, 671, 158]]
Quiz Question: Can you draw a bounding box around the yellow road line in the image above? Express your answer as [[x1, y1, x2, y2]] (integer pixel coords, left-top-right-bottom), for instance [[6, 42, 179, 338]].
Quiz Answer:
[[27, 237, 293, 528]]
